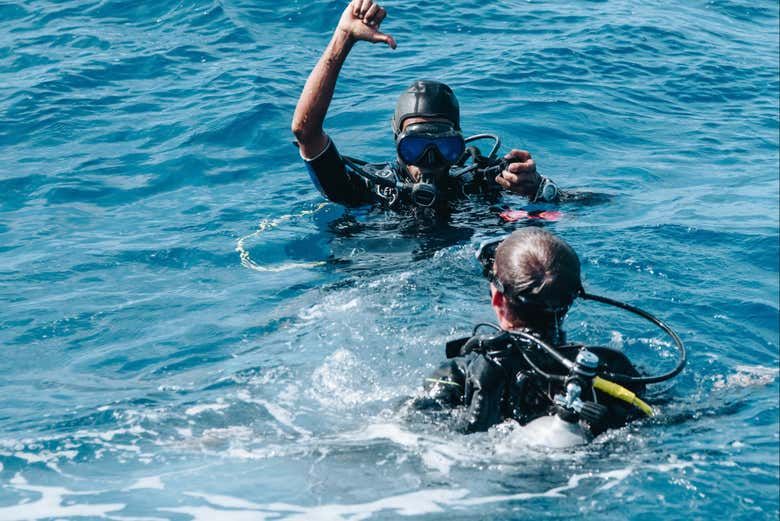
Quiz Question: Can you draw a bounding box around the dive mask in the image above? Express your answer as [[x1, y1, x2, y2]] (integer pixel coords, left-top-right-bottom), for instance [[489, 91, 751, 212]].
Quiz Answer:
[[396, 122, 465, 168]]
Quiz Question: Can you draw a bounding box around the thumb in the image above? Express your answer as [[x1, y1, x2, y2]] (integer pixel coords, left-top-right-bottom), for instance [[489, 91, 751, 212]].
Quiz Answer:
[[370, 31, 397, 49]]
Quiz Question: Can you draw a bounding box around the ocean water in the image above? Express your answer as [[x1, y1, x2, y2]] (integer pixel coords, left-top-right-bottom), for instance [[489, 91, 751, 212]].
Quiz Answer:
[[1, 0, 778, 519]]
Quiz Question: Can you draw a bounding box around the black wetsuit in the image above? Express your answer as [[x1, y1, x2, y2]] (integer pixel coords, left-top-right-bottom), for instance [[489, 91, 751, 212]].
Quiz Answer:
[[419, 337, 645, 435], [303, 138, 555, 211]]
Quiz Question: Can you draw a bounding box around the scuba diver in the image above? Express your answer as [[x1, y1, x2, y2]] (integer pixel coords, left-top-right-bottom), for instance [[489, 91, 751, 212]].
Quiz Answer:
[[291, 0, 560, 212], [416, 228, 686, 445]]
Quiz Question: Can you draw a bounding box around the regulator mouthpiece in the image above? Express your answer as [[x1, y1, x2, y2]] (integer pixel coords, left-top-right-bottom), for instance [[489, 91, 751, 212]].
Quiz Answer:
[[410, 182, 438, 207]]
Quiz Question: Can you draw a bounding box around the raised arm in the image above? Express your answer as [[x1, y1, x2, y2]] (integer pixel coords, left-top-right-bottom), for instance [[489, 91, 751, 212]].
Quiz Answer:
[[291, 0, 396, 159]]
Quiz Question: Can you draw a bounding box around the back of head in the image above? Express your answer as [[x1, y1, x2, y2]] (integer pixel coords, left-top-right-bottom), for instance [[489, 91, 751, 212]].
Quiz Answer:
[[494, 228, 582, 315], [392, 80, 460, 133]]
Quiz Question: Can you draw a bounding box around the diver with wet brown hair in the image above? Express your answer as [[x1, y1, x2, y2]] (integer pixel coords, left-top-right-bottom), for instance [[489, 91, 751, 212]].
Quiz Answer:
[[417, 228, 685, 442]]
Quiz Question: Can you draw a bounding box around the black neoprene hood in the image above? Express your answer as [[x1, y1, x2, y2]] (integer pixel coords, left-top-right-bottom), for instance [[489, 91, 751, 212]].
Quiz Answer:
[[392, 80, 460, 133]]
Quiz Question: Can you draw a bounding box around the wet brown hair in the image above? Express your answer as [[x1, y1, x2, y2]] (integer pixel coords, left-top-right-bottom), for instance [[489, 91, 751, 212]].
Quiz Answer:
[[494, 228, 582, 316]]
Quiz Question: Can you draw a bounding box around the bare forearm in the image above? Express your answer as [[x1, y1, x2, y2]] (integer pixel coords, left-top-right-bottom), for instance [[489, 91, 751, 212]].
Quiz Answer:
[[292, 0, 395, 158], [291, 30, 354, 155]]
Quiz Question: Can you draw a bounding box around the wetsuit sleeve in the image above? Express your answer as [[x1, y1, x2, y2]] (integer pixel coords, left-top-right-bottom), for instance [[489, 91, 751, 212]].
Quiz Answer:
[[413, 355, 506, 433], [457, 354, 506, 433], [302, 138, 375, 206]]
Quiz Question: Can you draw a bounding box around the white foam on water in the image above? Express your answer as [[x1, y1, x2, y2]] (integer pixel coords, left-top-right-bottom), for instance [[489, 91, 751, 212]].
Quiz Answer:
[[0, 422, 160, 476], [0, 474, 124, 521], [159, 505, 276, 521], [200, 426, 254, 445], [185, 492, 266, 510], [224, 446, 288, 460], [165, 426, 258, 455], [654, 460, 694, 473], [80, 425, 154, 442], [339, 421, 476, 476], [0, 422, 153, 451], [640, 336, 675, 350], [712, 364, 778, 390], [595, 467, 634, 491], [365, 269, 414, 290], [280, 488, 472, 520], [609, 330, 625, 349], [450, 461, 691, 507], [6, 449, 78, 473], [122, 476, 165, 492], [159, 461, 694, 520], [219, 418, 469, 473], [0, 460, 697, 521], [239, 393, 312, 437], [420, 449, 454, 475], [185, 401, 229, 416], [298, 297, 359, 321], [307, 349, 396, 409], [353, 422, 420, 447], [162, 487, 469, 521]]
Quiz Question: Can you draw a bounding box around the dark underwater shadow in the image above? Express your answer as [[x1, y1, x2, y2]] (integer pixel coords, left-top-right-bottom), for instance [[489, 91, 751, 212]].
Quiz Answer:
[[279, 189, 616, 278]]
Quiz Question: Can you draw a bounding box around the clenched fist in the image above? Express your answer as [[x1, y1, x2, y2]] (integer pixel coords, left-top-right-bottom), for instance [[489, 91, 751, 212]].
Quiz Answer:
[[494, 149, 541, 197]]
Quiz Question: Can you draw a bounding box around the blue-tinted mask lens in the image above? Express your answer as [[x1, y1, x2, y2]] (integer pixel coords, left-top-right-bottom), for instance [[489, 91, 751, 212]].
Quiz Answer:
[[398, 136, 432, 164], [436, 135, 466, 162], [397, 135, 465, 165]]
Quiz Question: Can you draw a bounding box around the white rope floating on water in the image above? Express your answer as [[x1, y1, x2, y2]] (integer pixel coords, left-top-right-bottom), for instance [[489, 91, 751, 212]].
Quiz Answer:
[[235, 203, 329, 272]]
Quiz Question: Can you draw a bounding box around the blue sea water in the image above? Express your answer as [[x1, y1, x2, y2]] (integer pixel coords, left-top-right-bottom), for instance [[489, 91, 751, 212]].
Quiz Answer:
[[1, 0, 778, 519]]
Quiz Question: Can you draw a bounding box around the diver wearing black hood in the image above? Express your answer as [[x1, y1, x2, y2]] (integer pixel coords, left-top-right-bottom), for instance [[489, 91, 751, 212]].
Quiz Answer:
[[292, 1, 559, 211]]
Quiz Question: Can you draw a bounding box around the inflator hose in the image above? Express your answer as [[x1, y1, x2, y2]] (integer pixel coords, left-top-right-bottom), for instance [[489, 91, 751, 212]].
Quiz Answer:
[[593, 376, 655, 417], [580, 292, 687, 385]]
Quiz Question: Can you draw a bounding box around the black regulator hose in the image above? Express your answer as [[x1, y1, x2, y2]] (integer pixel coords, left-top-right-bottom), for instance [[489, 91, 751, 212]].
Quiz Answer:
[[464, 134, 501, 159], [471, 323, 566, 382], [580, 292, 687, 385], [471, 291, 687, 386], [507, 328, 575, 372], [343, 156, 401, 190], [521, 351, 566, 382]]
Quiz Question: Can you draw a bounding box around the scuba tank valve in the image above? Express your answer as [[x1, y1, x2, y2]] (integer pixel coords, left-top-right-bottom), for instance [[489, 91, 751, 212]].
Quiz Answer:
[[553, 350, 609, 426]]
